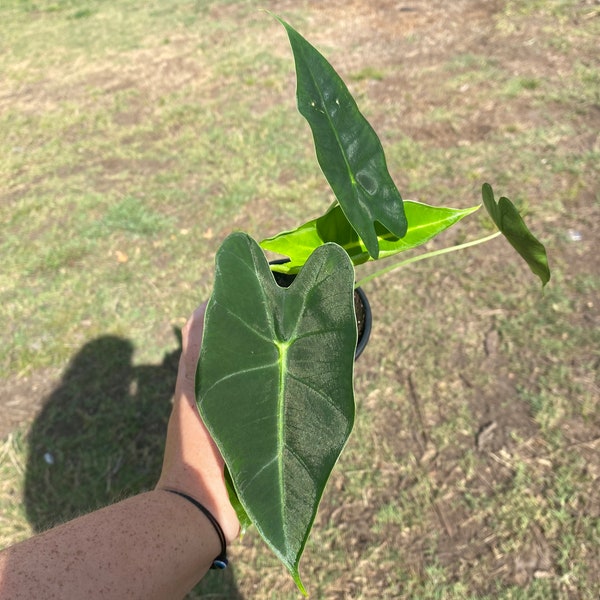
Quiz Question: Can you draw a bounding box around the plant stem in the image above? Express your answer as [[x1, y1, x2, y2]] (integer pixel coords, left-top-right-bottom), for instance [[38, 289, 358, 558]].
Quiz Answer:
[[355, 231, 502, 288]]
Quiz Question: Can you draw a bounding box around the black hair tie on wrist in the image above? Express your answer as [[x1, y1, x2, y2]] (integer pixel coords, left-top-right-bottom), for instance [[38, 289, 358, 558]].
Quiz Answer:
[[164, 489, 228, 569]]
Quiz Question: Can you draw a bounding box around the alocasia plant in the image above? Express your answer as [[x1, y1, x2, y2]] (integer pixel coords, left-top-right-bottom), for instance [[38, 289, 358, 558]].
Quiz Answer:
[[196, 15, 550, 594]]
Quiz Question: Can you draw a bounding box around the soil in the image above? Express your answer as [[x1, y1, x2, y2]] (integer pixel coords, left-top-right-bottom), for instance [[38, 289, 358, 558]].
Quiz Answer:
[[2, 0, 599, 596]]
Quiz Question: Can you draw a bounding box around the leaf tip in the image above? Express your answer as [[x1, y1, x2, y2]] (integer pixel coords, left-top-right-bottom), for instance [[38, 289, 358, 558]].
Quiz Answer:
[[292, 569, 308, 596]]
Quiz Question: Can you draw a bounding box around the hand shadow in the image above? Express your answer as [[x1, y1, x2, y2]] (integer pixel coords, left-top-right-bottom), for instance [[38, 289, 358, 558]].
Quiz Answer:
[[23, 330, 242, 599]]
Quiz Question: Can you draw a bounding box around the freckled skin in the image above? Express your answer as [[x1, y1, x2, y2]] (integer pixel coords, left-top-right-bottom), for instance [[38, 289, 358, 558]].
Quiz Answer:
[[0, 305, 240, 600]]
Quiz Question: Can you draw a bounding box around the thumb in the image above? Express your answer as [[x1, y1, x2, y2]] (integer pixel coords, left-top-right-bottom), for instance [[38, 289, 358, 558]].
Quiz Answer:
[[177, 302, 207, 400]]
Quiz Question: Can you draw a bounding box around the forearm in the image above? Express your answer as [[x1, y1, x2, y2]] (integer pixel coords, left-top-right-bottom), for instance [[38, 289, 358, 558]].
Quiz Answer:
[[0, 489, 219, 600], [0, 304, 239, 599]]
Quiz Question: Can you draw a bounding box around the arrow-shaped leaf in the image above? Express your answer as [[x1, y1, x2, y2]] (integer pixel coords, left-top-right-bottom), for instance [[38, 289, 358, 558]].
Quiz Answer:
[[197, 232, 357, 594], [261, 201, 479, 273], [277, 16, 407, 259], [482, 183, 550, 286]]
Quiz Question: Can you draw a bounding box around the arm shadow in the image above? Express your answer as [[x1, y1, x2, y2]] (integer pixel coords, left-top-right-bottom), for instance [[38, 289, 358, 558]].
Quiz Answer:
[[23, 330, 243, 599]]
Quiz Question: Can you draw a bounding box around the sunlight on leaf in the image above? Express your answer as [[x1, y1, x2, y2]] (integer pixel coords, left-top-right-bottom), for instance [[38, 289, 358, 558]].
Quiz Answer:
[[261, 201, 479, 273]]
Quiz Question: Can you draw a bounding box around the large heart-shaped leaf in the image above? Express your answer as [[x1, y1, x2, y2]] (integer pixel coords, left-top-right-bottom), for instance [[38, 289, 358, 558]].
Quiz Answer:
[[261, 200, 479, 273], [197, 232, 357, 594], [278, 16, 407, 259], [482, 183, 550, 286]]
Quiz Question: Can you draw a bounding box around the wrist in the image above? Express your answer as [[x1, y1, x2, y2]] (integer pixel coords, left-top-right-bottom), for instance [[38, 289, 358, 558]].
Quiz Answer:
[[155, 477, 239, 544], [160, 489, 229, 569]]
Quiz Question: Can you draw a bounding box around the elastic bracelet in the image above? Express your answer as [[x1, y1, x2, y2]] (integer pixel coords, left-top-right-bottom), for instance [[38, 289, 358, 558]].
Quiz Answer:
[[164, 489, 228, 569]]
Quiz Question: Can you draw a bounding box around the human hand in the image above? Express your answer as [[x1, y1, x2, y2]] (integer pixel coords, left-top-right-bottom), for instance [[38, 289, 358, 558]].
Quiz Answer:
[[156, 303, 240, 543]]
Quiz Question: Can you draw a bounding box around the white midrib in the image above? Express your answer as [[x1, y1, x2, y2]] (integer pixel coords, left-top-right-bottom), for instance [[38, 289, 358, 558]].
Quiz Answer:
[[276, 339, 290, 542]]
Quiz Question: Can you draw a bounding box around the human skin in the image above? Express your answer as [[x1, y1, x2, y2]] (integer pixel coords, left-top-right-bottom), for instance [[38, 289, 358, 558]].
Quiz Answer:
[[0, 304, 240, 600]]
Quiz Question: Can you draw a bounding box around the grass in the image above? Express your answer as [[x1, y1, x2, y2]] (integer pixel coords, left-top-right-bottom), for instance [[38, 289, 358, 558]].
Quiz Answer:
[[1, 0, 599, 598]]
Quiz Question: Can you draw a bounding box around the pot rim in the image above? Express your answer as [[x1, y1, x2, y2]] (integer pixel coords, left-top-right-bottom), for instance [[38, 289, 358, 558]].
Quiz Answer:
[[269, 258, 372, 360]]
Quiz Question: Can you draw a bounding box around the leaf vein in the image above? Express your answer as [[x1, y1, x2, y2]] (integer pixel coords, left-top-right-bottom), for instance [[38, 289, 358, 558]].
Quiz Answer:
[[215, 301, 273, 343], [288, 372, 347, 420], [203, 362, 277, 397]]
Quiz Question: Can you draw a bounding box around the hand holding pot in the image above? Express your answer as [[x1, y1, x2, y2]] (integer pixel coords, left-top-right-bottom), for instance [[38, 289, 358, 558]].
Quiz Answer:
[[157, 302, 240, 544]]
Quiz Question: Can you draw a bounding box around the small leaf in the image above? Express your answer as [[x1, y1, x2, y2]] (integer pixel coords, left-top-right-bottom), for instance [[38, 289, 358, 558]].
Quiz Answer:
[[277, 16, 407, 259], [261, 201, 479, 273], [198, 232, 357, 593], [482, 183, 550, 286], [224, 468, 252, 534]]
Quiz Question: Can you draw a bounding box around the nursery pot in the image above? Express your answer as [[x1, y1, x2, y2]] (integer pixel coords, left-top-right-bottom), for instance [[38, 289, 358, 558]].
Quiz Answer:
[[270, 259, 372, 360]]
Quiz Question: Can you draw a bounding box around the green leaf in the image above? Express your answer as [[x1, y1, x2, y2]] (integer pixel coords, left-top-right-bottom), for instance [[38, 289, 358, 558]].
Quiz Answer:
[[482, 183, 550, 286], [197, 232, 357, 594], [224, 467, 252, 534], [261, 201, 480, 273], [277, 16, 407, 259]]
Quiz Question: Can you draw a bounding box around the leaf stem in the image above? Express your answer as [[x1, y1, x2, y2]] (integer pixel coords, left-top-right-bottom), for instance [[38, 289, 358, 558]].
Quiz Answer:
[[355, 231, 502, 288]]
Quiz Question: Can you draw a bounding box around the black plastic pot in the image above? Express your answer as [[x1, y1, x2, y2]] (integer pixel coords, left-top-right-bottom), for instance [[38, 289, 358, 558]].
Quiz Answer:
[[270, 259, 372, 360], [353, 285, 372, 360]]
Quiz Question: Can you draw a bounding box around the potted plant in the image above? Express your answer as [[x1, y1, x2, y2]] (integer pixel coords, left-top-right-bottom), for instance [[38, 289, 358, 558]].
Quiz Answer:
[[195, 16, 550, 594]]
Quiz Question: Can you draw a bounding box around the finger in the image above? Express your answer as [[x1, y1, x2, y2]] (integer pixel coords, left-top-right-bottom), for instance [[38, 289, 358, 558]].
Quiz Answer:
[[183, 303, 207, 380], [177, 302, 208, 396]]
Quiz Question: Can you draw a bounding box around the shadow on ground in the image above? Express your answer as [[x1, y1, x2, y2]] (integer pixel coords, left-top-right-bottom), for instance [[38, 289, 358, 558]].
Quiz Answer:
[[23, 331, 242, 599]]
